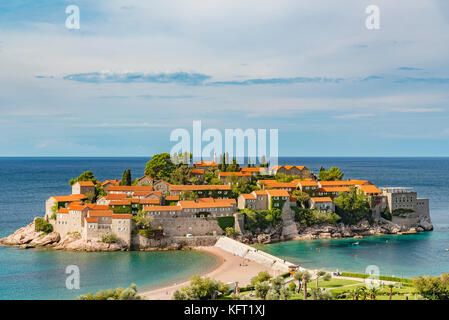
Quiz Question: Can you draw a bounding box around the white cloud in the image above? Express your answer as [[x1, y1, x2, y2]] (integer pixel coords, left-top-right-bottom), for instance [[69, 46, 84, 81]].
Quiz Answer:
[[332, 113, 375, 119]]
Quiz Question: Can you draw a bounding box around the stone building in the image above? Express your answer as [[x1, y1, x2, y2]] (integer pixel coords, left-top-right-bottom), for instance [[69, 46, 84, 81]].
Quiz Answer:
[[71, 181, 96, 195], [309, 197, 335, 212], [270, 165, 312, 178]]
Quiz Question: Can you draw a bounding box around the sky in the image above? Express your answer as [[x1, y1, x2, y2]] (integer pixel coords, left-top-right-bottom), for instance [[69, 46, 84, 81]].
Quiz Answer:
[[1, 0, 449, 157]]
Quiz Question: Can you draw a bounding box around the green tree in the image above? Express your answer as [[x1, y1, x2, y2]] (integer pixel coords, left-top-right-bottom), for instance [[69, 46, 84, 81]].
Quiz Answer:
[[310, 287, 332, 300], [173, 275, 229, 300], [69, 170, 96, 186], [35, 217, 53, 234], [315, 271, 331, 287], [77, 284, 143, 300], [119, 169, 132, 186], [169, 164, 193, 185], [145, 153, 176, 180], [251, 271, 271, 285], [133, 210, 153, 230], [294, 271, 311, 294], [333, 187, 371, 224], [413, 274, 449, 300], [318, 167, 344, 181], [291, 190, 311, 208], [254, 281, 270, 300]]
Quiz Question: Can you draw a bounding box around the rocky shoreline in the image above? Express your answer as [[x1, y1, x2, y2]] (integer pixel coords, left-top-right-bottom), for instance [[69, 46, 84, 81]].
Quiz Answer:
[[239, 217, 433, 245], [1, 215, 434, 251]]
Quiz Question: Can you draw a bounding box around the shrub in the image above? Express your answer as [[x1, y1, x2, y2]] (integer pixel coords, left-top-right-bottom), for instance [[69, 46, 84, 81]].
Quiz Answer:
[[225, 227, 239, 238], [35, 217, 53, 234], [77, 284, 143, 300], [101, 233, 118, 244], [173, 275, 229, 300], [251, 271, 271, 285]]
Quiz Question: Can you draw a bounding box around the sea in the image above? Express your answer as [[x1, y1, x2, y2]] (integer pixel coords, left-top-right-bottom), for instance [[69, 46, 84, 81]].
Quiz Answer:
[[0, 157, 448, 299]]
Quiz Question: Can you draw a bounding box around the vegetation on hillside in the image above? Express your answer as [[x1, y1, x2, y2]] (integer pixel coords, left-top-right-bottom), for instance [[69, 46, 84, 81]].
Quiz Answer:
[[292, 207, 340, 226], [333, 187, 371, 224], [35, 217, 53, 234], [240, 208, 282, 233], [145, 153, 176, 180], [69, 170, 97, 186], [119, 169, 132, 186]]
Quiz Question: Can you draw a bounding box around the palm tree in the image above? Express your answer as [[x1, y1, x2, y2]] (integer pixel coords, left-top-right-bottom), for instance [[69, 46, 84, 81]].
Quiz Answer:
[[294, 271, 306, 293], [302, 272, 312, 300], [368, 287, 379, 300], [353, 287, 365, 300], [387, 284, 394, 300]]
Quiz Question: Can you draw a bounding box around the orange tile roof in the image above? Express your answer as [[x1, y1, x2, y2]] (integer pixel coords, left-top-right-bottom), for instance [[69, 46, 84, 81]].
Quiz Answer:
[[311, 197, 333, 203], [104, 194, 127, 200], [109, 200, 132, 206], [252, 190, 267, 195], [214, 198, 236, 204], [318, 187, 350, 193], [318, 180, 368, 187], [265, 189, 290, 197], [88, 210, 114, 217], [178, 201, 233, 209], [101, 180, 120, 186], [165, 195, 180, 201], [264, 182, 297, 188], [107, 186, 154, 192], [52, 194, 87, 202], [133, 190, 162, 197], [169, 185, 231, 191], [297, 180, 319, 187], [271, 165, 306, 171], [68, 205, 89, 211], [57, 208, 69, 214], [219, 172, 252, 177], [75, 181, 95, 187], [196, 197, 215, 203], [360, 185, 381, 194], [240, 193, 256, 200], [191, 169, 205, 174], [143, 205, 181, 212], [241, 167, 265, 173], [193, 161, 217, 167], [85, 204, 110, 210], [111, 214, 132, 219], [137, 198, 160, 205], [85, 217, 98, 223]]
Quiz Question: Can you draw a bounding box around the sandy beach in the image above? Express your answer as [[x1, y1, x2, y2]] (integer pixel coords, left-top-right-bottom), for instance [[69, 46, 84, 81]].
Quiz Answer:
[[140, 246, 273, 300]]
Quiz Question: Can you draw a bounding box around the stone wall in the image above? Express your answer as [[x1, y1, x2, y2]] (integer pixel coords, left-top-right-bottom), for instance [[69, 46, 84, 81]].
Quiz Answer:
[[151, 217, 224, 237], [131, 234, 218, 249]]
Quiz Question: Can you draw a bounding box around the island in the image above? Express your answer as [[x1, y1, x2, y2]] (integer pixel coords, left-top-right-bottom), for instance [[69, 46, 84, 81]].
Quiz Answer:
[[0, 153, 433, 252]]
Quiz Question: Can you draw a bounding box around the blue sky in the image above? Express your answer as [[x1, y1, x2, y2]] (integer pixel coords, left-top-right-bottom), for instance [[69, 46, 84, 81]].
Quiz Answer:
[[1, 0, 449, 156]]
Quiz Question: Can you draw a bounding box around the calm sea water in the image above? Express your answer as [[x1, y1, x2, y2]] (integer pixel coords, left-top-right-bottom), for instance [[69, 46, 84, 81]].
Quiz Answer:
[[0, 157, 448, 298]]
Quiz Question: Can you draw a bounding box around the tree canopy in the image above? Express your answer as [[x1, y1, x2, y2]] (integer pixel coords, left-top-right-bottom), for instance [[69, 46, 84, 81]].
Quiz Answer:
[[413, 274, 449, 300], [145, 153, 176, 180], [173, 275, 229, 300], [69, 170, 97, 186], [318, 167, 344, 181], [77, 284, 143, 300], [333, 187, 371, 224], [119, 169, 132, 186]]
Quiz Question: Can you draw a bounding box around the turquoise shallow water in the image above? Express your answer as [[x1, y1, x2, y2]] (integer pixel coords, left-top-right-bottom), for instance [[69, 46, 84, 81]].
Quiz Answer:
[[0, 246, 220, 300], [256, 230, 449, 278]]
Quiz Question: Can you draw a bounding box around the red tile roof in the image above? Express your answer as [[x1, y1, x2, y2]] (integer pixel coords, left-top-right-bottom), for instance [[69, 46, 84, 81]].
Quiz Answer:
[[241, 167, 265, 173], [57, 208, 69, 214], [111, 214, 132, 219], [107, 186, 154, 192], [191, 169, 205, 174], [101, 180, 120, 186], [143, 205, 181, 212], [265, 189, 290, 197], [85, 217, 98, 223], [240, 193, 256, 200], [88, 210, 114, 217], [297, 180, 319, 187], [219, 172, 252, 177], [359, 185, 381, 194], [318, 180, 368, 187], [169, 185, 231, 191], [193, 161, 217, 167], [311, 197, 333, 203], [75, 181, 95, 187], [51, 194, 87, 202], [318, 187, 351, 193], [165, 195, 180, 201]]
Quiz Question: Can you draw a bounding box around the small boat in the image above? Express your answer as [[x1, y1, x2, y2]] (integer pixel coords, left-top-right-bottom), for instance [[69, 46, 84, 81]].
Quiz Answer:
[[352, 242, 360, 245], [445, 248, 449, 251]]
